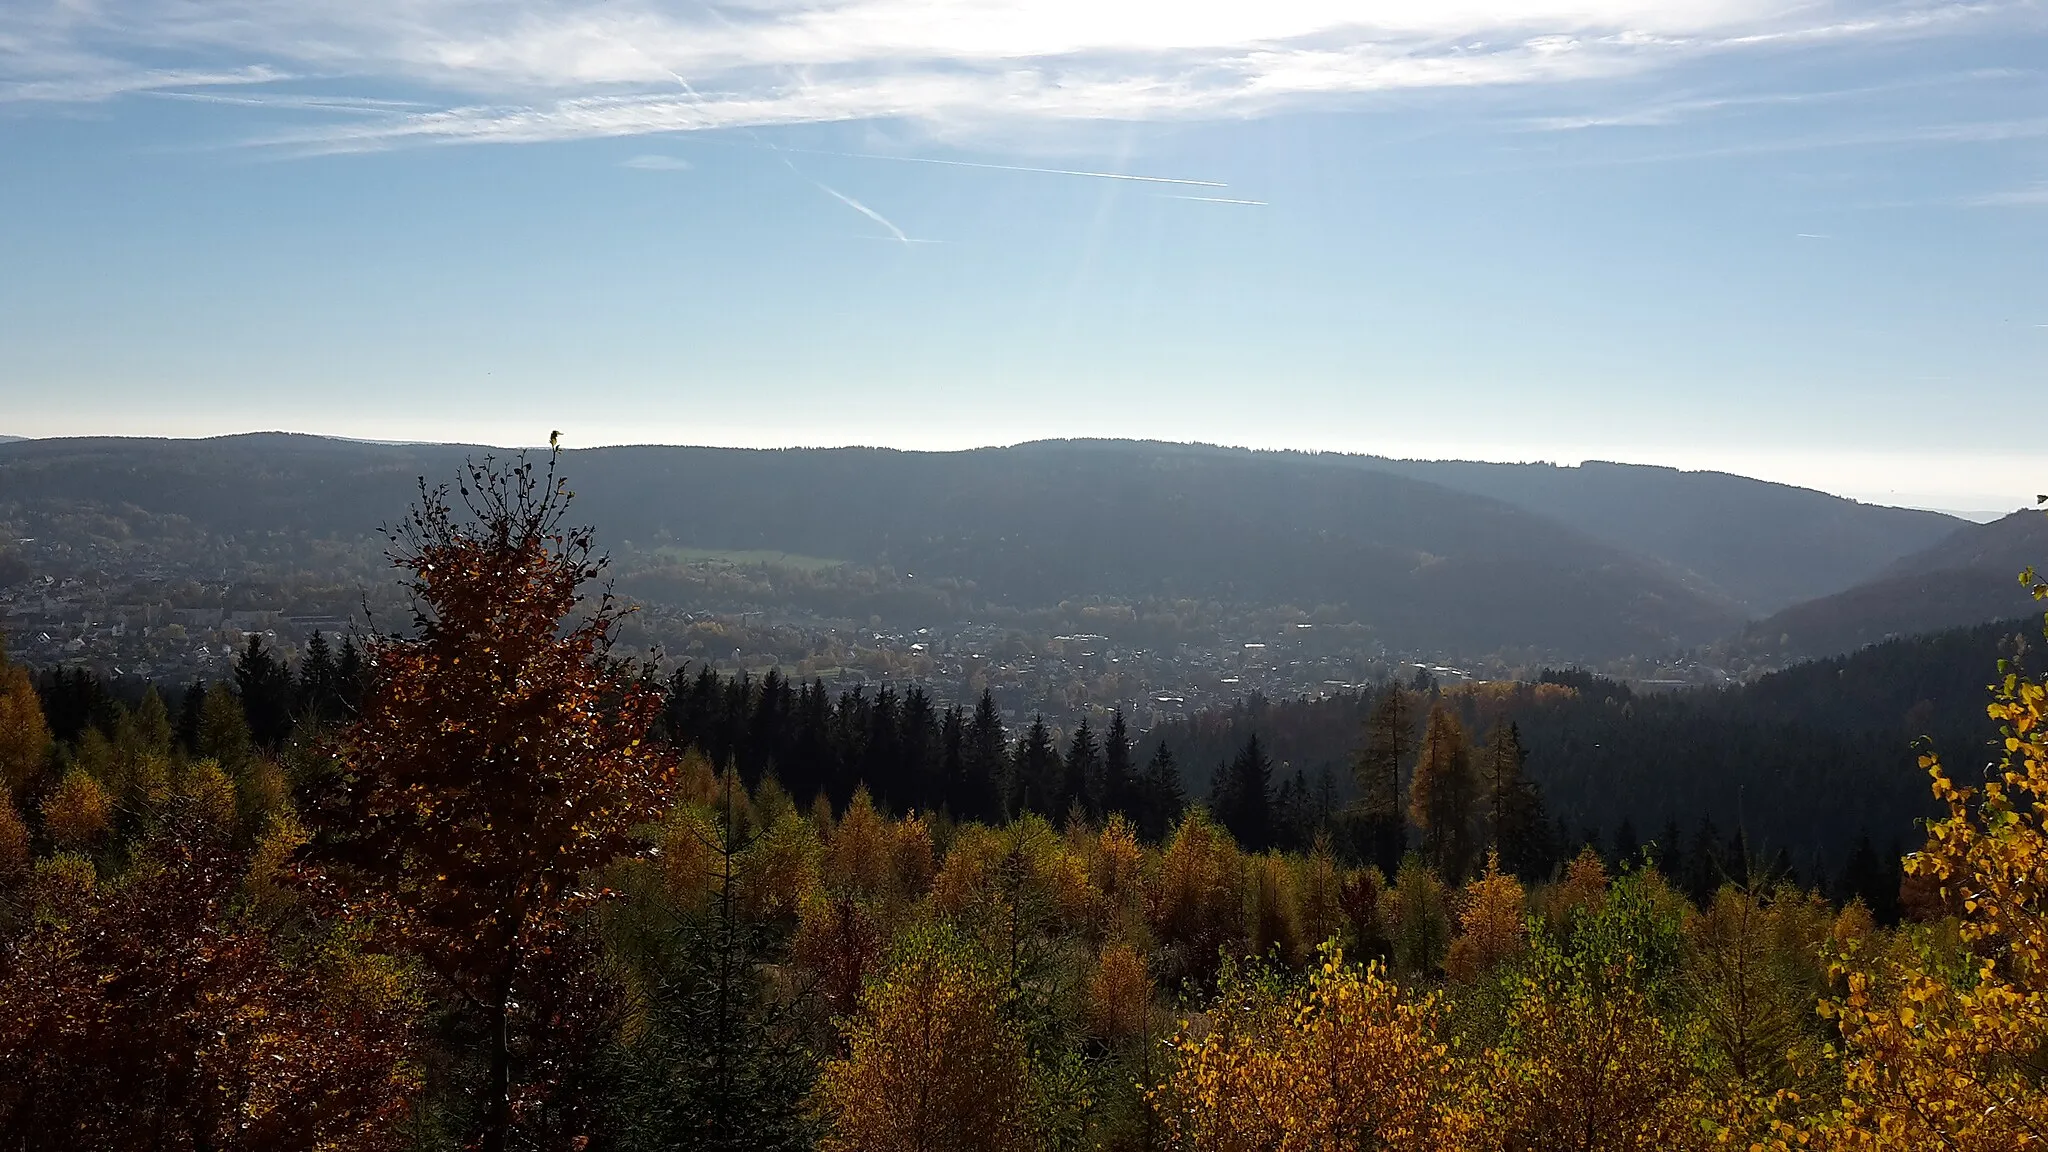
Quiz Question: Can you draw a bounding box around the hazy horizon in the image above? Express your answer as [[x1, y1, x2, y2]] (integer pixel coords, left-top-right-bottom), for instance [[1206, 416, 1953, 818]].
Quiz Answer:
[[0, 424, 2026, 521]]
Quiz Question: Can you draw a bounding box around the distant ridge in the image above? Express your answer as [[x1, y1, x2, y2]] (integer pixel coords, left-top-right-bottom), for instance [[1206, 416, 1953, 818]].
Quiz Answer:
[[1741, 510, 2048, 659]]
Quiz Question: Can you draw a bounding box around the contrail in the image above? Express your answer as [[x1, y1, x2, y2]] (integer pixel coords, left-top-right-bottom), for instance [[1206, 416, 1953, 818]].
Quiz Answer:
[[785, 148, 1229, 188], [1161, 194, 1268, 206], [666, 69, 923, 243], [816, 183, 911, 243]]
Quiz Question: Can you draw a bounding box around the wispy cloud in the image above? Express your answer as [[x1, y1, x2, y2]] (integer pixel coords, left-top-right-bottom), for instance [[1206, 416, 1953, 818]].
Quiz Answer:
[[0, 0, 2032, 150], [621, 152, 691, 169], [1964, 183, 2048, 206]]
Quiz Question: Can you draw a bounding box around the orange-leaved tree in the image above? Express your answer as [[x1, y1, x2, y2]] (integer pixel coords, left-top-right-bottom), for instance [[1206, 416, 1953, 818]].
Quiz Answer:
[[302, 449, 673, 1151]]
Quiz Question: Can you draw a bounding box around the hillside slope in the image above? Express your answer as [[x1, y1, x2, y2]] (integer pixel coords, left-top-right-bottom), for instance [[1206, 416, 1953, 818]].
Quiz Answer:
[[0, 434, 1744, 659], [1356, 456, 1961, 614], [1146, 615, 2037, 872], [1741, 511, 2048, 659]]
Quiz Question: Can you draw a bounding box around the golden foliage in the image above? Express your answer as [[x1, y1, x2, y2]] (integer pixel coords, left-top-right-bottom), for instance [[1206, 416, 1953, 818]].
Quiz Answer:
[[179, 759, 239, 833], [1446, 851, 1527, 983], [42, 767, 112, 849], [0, 791, 27, 875], [1786, 613, 2048, 1149], [0, 659, 52, 794], [1152, 810, 1245, 979], [815, 933, 1034, 1152], [1085, 939, 1155, 1042], [1155, 950, 1476, 1151], [828, 787, 894, 900]]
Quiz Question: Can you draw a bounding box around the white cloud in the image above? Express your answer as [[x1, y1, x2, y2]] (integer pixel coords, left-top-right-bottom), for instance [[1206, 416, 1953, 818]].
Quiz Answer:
[[620, 152, 690, 169], [0, 0, 2029, 146]]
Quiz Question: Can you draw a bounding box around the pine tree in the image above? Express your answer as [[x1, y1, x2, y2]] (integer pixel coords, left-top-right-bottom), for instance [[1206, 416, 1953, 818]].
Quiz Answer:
[[1101, 708, 1134, 820], [1409, 704, 1479, 884], [1353, 687, 1412, 878]]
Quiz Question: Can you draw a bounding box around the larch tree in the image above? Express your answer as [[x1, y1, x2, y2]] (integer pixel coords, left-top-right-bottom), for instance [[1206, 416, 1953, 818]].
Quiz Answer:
[[0, 636, 51, 796], [302, 449, 674, 1152]]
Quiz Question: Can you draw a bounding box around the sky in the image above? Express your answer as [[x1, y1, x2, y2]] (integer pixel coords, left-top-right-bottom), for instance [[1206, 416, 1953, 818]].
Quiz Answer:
[[1, 1, 2044, 517]]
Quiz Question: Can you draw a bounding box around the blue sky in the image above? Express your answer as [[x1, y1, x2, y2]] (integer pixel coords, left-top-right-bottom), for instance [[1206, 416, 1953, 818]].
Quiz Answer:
[[1, 1, 2044, 514]]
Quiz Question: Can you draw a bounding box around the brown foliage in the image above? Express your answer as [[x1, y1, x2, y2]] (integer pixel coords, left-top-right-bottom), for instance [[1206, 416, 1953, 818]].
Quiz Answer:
[[302, 451, 673, 1150]]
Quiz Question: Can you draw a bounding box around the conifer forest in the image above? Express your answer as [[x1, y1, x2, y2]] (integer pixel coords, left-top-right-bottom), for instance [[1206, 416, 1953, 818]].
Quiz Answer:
[[4, 451, 2046, 1152]]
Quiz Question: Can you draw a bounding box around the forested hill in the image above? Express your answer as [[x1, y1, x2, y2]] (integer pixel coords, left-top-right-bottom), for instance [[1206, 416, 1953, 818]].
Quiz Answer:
[[1739, 510, 2047, 660], [1144, 614, 2039, 875], [1358, 457, 1960, 614], [0, 433, 1748, 659], [0, 434, 1961, 661]]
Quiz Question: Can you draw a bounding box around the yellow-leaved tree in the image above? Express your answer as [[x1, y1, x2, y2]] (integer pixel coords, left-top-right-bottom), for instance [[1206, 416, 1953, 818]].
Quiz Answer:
[[1794, 565, 2048, 1148], [1154, 947, 1477, 1151], [815, 927, 1035, 1152]]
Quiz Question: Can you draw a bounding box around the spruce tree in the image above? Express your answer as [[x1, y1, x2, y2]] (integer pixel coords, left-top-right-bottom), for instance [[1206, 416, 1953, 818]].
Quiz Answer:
[[1013, 715, 1058, 818], [1100, 708, 1133, 820], [1479, 721, 1546, 879], [1408, 703, 1479, 883], [1135, 742, 1185, 842], [1352, 687, 1412, 878], [1061, 717, 1100, 820], [963, 690, 1006, 822], [1215, 733, 1273, 852]]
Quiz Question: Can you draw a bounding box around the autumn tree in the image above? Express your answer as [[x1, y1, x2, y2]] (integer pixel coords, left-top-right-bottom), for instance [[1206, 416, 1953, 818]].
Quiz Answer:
[[1410, 703, 1480, 883], [303, 449, 673, 1152], [815, 926, 1035, 1152], [0, 636, 50, 795], [1155, 948, 1476, 1151], [1796, 570, 2048, 1148], [0, 807, 418, 1151]]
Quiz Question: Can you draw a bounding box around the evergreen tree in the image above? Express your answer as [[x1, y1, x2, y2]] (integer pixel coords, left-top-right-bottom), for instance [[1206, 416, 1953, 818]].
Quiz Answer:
[[1352, 687, 1412, 878], [299, 630, 337, 725], [1135, 742, 1185, 842], [232, 634, 296, 748], [962, 690, 1006, 823], [1013, 715, 1058, 818], [1479, 721, 1547, 878], [1214, 733, 1273, 852], [1409, 703, 1479, 883], [1655, 818, 1685, 882], [607, 777, 815, 1151], [1061, 717, 1100, 820], [1612, 818, 1641, 870], [1101, 708, 1134, 820], [938, 705, 966, 818], [334, 634, 366, 715], [175, 680, 208, 756]]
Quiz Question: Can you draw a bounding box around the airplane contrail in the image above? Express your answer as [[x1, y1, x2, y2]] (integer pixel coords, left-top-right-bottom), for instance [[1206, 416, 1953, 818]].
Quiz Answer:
[[1161, 194, 1268, 206], [664, 69, 923, 243], [816, 183, 912, 243], [784, 148, 1230, 188]]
